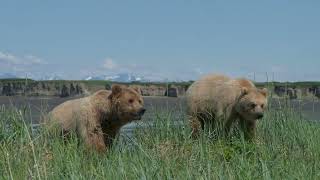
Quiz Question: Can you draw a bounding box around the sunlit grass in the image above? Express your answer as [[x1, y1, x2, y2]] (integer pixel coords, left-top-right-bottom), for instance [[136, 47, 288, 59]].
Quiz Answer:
[[1, 103, 320, 179]]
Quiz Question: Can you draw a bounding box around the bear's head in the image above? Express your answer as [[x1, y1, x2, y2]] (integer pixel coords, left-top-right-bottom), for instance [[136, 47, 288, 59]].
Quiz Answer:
[[109, 84, 146, 122], [236, 87, 268, 121]]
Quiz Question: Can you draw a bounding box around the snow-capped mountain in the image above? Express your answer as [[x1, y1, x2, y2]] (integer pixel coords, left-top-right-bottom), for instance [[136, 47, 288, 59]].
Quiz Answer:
[[46, 76, 63, 81], [0, 72, 174, 82], [84, 76, 94, 81], [83, 73, 166, 82], [37, 75, 63, 81], [83, 73, 146, 82]]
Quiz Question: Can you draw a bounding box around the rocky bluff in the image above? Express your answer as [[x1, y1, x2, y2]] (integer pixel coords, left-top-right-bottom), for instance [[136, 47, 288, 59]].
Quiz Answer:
[[1, 79, 320, 99], [0, 80, 86, 97], [0, 79, 189, 98]]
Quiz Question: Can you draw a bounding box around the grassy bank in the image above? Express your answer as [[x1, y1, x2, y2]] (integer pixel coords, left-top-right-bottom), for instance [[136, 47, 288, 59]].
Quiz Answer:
[[0, 105, 320, 179]]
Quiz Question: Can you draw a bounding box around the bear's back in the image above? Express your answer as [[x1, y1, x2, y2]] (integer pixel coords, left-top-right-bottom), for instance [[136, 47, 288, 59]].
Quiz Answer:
[[186, 74, 243, 114], [236, 78, 255, 89], [48, 95, 94, 131]]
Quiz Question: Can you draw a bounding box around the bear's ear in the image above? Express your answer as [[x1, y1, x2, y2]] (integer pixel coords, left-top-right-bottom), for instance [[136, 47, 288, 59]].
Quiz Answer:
[[260, 88, 268, 97], [132, 86, 141, 94], [240, 87, 249, 96], [109, 84, 123, 99]]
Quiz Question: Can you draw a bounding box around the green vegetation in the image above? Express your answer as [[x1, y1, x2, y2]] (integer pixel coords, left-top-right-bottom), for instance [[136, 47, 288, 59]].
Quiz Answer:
[[1, 102, 320, 179], [256, 81, 320, 88], [1, 78, 320, 90], [0, 78, 34, 83]]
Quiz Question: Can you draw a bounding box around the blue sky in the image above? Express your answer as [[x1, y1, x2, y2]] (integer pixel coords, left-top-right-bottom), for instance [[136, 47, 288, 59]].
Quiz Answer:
[[0, 0, 319, 81]]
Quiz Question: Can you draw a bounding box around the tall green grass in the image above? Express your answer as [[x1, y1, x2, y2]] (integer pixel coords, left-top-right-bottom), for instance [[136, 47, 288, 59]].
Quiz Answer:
[[0, 104, 320, 179]]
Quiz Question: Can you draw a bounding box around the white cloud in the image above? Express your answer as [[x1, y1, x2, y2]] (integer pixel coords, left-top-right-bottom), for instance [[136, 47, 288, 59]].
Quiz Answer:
[[103, 58, 117, 70], [0, 51, 46, 65], [0, 51, 20, 64], [0, 51, 49, 79]]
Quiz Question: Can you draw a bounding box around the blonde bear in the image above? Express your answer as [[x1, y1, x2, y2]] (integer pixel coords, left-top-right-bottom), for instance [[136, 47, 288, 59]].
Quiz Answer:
[[186, 74, 268, 140], [46, 85, 146, 152]]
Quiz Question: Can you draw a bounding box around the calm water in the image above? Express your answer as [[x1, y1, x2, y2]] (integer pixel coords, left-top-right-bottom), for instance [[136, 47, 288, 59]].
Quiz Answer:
[[0, 96, 186, 143], [1, 96, 319, 143]]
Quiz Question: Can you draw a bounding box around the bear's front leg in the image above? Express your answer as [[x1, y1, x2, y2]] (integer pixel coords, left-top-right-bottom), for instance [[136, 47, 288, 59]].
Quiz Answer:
[[189, 116, 203, 139], [224, 118, 234, 138], [85, 129, 107, 153], [239, 118, 256, 141]]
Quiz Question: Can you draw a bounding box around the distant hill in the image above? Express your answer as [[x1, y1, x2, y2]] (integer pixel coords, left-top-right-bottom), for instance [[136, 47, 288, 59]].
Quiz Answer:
[[0, 78, 320, 99], [0, 73, 18, 79]]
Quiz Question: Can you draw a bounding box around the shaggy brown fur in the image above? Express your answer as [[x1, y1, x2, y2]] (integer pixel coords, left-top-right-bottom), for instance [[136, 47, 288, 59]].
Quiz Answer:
[[186, 74, 268, 140], [46, 85, 146, 153]]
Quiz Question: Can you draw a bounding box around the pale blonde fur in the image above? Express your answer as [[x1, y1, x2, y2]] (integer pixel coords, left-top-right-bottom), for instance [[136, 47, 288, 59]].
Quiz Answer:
[[186, 74, 267, 140], [46, 85, 145, 153]]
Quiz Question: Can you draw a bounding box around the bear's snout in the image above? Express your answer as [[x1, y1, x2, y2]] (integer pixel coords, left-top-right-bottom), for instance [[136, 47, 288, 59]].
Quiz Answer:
[[256, 113, 264, 119], [138, 108, 146, 116]]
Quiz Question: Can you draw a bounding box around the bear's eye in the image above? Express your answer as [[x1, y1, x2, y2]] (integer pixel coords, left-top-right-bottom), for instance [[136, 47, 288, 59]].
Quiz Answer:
[[250, 103, 257, 109], [138, 100, 142, 104], [128, 99, 134, 104], [261, 104, 265, 108]]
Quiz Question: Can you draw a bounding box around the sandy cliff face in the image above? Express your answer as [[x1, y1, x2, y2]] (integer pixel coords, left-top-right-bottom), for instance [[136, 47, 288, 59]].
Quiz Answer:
[[0, 80, 319, 99], [0, 81, 87, 97], [0, 81, 189, 98], [131, 84, 188, 97], [272, 85, 320, 99]]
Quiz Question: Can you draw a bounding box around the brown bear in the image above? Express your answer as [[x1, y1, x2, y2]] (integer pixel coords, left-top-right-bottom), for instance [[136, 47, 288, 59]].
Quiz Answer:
[[46, 84, 146, 153], [186, 74, 268, 140]]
